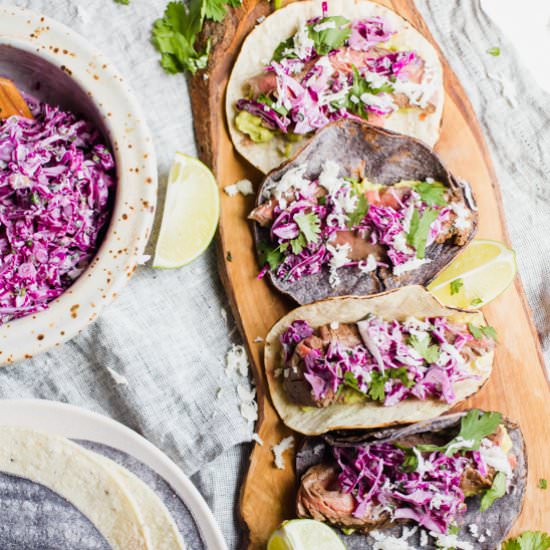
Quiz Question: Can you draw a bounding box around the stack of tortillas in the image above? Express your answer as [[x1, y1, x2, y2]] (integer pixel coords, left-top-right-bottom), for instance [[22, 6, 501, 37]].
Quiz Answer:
[[0, 427, 185, 550]]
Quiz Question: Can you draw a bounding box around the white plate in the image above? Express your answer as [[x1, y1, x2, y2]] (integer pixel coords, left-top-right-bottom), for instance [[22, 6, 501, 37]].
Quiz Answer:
[[0, 399, 227, 550]]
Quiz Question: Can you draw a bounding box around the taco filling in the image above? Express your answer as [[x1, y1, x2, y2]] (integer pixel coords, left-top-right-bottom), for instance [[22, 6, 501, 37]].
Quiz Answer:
[[297, 411, 517, 535], [279, 316, 495, 408], [235, 7, 439, 145], [251, 160, 474, 287]]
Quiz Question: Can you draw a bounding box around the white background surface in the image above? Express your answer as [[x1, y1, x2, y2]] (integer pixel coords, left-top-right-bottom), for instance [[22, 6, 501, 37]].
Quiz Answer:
[[482, 0, 550, 92]]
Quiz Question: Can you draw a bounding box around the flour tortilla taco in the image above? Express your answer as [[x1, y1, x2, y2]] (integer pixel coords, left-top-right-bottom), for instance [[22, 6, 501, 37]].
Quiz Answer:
[[295, 410, 526, 548], [251, 120, 477, 305], [265, 286, 494, 435], [226, 0, 444, 173]]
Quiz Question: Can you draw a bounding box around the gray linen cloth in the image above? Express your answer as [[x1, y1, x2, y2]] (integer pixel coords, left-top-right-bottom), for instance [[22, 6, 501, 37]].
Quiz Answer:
[[0, 1, 548, 549]]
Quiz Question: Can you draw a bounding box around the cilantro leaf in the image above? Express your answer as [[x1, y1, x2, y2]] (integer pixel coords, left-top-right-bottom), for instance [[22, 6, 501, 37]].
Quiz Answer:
[[258, 242, 284, 270], [417, 409, 502, 455], [367, 371, 386, 402], [308, 16, 351, 56], [114, 0, 130, 4], [388, 366, 415, 388], [539, 478, 548, 490], [414, 181, 447, 207], [449, 278, 464, 296], [290, 234, 306, 255], [347, 194, 369, 228], [408, 334, 440, 364], [341, 67, 394, 120], [471, 297, 483, 307], [487, 47, 501, 57], [272, 37, 297, 62], [152, 0, 241, 75], [503, 531, 550, 550], [295, 212, 321, 244], [343, 371, 360, 391], [257, 93, 288, 116], [468, 322, 498, 341], [407, 207, 439, 259], [480, 471, 507, 511], [393, 444, 419, 472]]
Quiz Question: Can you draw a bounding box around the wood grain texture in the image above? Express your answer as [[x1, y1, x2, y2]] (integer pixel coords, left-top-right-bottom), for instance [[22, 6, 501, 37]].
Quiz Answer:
[[189, 1, 550, 547]]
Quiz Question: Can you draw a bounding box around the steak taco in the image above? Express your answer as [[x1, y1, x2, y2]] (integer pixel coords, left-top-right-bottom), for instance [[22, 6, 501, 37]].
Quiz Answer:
[[265, 286, 494, 435], [251, 120, 477, 305], [226, 0, 444, 173], [295, 410, 526, 549]]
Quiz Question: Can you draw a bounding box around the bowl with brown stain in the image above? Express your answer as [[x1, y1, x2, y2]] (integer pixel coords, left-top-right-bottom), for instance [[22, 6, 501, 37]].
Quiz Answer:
[[0, 6, 157, 364]]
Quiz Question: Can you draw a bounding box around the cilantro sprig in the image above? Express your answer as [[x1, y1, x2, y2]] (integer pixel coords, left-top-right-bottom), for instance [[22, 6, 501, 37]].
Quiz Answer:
[[503, 531, 550, 550], [307, 16, 351, 55], [413, 180, 447, 207], [480, 471, 507, 511], [338, 67, 394, 120], [416, 409, 503, 455], [258, 241, 284, 271], [449, 278, 464, 296], [468, 322, 498, 341], [407, 333, 440, 363], [407, 207, 439, 259], [152, 0, 241, 75]]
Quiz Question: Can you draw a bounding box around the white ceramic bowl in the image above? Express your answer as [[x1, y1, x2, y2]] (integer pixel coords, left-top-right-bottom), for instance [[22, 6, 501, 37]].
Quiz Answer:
[[0, 6, 157, 364]]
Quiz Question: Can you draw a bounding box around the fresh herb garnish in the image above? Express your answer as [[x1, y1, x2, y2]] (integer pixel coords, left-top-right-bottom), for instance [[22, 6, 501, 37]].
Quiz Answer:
[[389, 366, 415, 388], [295, 212, 321, 244], [367, 370, 386, 402], [393, 444, 419, 472], [152, 0, 241, 75], [414, 180, 447, 207], [416, 409, 502, 455], [114, 0, 130, 4], [449, 278, 464, 296], [290, 234, 307, 255], [407, 207, 439, 259], [258, 241, 283, 270], [539, 478, 548, 490], [343, 371, 360, 391], [487, 47, 501, 57], [272, 37, 297, 62], [307, 16, 351, 55], [347, 194, 369, 228], [408, 333, 440, 363], [468, 322, 498, 341], [471, 297, 483, 307], [480, 471, 507, 511], [343, 67, 393, 120], [257, 93, 288, 116], [503, 531, 550, 550]]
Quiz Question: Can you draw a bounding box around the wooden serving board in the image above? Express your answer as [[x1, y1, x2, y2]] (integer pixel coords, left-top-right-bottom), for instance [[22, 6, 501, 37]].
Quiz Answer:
[[190, 1, 550, 547]]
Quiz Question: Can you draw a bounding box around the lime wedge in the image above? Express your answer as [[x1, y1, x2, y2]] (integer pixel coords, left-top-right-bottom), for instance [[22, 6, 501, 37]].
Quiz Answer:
[[267, 519, 346, 550], [428, 239, 516, 309], [153, 153, 220, 269]]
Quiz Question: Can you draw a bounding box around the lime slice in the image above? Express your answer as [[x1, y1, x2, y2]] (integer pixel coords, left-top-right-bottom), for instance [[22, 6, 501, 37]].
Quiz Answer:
[[267, 519, 346, 550], [153, 153, 220, 269], [428, 239, 516, 309]]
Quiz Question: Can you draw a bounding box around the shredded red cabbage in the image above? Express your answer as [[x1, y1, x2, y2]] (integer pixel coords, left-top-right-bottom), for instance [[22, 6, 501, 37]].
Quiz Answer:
[[236, 9, 434, 137], [0, 99, 115, 323], [333, 442, 471, 534], [280, 315, 488, 406]]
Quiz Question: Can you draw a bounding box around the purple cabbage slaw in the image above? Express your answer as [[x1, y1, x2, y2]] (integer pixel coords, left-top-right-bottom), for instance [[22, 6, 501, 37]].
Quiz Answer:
[[237, 12, 429, 135], [280, 316, 486, 407], [0, 97, 115, 324], [333, 441, 475, 534], [260, 176, 451, 283]]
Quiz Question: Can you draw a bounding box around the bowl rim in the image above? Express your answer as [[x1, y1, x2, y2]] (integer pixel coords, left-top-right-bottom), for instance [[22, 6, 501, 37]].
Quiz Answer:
[[0, 6, 158, 365]]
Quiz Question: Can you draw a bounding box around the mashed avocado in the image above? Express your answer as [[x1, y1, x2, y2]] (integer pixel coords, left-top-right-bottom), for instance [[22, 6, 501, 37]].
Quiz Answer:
[[235, 111, 274, 143]]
